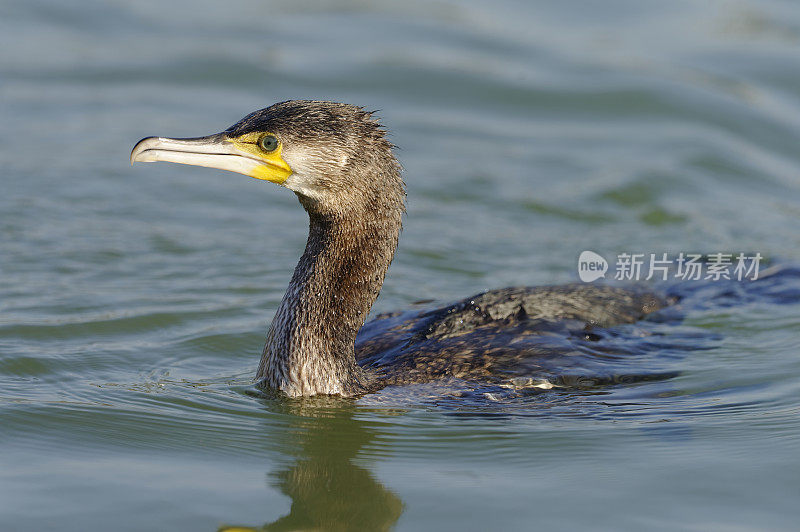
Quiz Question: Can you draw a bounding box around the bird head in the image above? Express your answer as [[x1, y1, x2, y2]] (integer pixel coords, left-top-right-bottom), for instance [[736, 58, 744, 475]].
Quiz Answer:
[[131, 100, 402, 216]]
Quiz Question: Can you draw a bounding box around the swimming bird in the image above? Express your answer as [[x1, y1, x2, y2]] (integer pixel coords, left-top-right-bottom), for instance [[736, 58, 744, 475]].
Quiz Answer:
[[131, 100, 665, 398]]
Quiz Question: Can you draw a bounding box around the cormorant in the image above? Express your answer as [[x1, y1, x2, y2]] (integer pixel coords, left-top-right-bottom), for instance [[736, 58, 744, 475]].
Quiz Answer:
[[131, 100, 665, 397]]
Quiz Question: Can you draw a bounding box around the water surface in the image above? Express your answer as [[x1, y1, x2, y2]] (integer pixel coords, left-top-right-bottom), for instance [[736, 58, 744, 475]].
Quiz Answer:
[[2, 1, 800, 530]]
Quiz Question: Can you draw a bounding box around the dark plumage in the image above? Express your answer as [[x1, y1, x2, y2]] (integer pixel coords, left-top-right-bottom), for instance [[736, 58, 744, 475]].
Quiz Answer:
[[132, 100, 667, 398]]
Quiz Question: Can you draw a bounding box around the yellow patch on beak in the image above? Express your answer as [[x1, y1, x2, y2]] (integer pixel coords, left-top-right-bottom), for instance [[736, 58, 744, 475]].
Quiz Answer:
[[227, 132, 293, 184]]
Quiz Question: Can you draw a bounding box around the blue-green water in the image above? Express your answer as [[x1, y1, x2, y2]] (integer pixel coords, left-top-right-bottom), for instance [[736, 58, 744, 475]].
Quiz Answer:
[[2, 1, 800, 530]]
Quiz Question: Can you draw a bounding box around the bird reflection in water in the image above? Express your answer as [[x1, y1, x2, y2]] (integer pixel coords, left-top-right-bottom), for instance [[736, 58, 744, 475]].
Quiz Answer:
[[219, 397, 403, 532]]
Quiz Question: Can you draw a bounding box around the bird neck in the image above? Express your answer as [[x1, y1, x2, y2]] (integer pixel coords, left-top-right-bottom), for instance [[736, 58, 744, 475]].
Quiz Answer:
[[257, 200, 402, 397]]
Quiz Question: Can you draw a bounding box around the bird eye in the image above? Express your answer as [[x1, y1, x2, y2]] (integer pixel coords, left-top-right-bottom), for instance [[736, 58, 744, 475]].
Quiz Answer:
[[258, 134, 279, 153]]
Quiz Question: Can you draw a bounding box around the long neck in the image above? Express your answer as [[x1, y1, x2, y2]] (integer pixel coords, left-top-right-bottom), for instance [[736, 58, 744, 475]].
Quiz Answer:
[[257, 201, 402, 397]]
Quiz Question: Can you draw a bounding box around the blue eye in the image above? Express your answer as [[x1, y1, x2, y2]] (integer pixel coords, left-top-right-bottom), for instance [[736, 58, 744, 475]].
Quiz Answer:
[[259, 134, 279, 152]]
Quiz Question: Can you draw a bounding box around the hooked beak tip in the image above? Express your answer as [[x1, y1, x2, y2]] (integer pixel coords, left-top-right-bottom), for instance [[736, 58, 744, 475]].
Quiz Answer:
[[130, 136, 160, 166]]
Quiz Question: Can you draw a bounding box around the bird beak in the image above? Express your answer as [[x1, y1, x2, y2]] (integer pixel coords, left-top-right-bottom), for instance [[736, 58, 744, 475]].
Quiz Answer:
[[130, 133, 292, 184]]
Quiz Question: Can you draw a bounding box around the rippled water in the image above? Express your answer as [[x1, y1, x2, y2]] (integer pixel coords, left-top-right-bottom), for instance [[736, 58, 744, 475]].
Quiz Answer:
[[2, 0, 800, 530]]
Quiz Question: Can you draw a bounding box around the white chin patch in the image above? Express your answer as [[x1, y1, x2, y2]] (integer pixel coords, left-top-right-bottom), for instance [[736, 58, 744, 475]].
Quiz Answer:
[[283, 172, 324, 201], [280, 150, 327, 200]]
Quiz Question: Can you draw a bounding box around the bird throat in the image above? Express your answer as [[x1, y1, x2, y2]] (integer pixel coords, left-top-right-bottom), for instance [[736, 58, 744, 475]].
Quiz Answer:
[[256, 199, 402, 397]]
